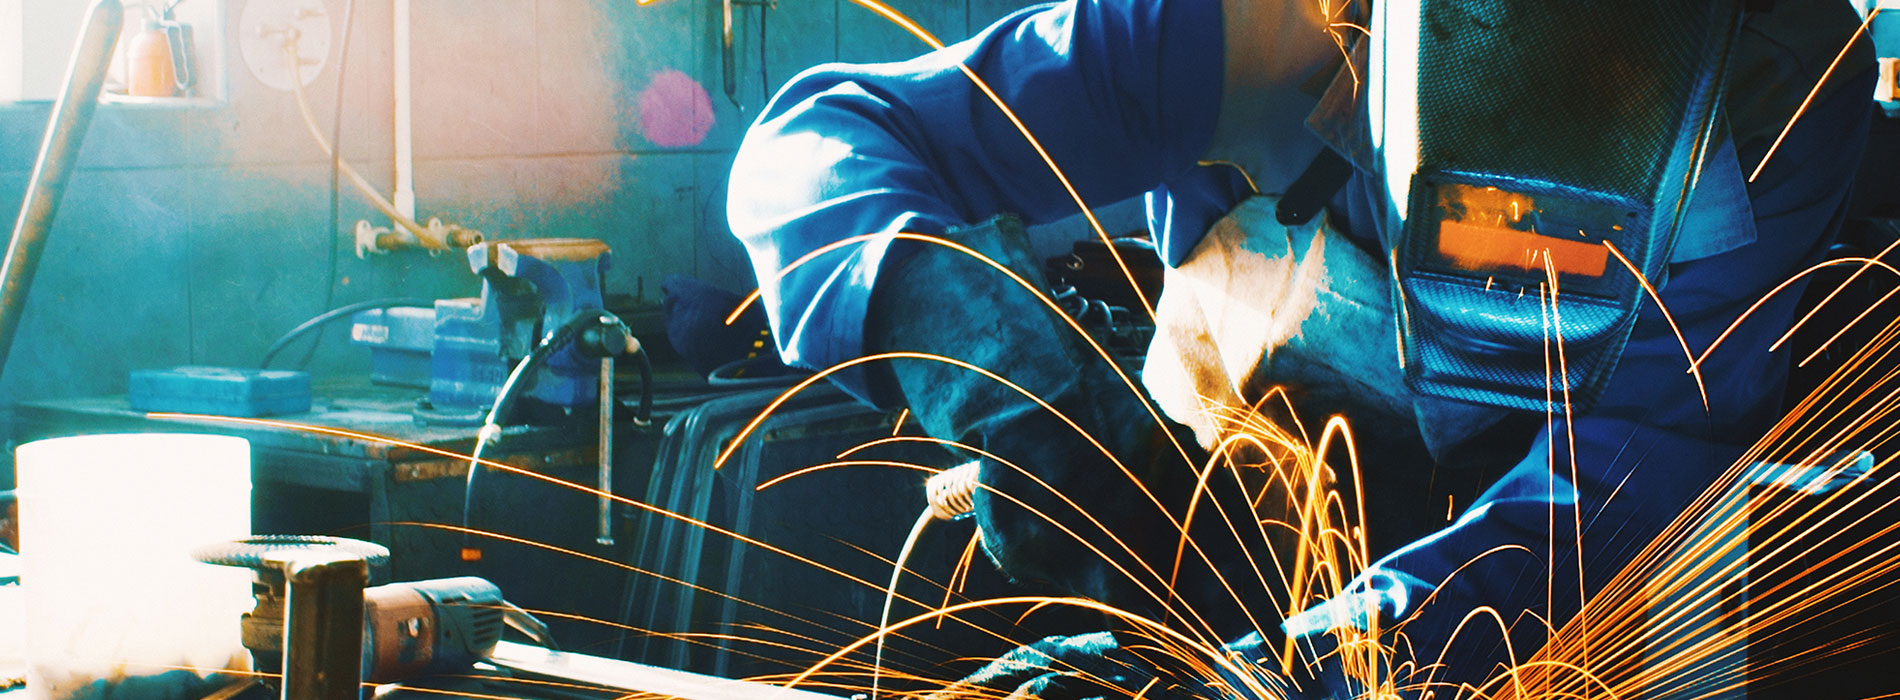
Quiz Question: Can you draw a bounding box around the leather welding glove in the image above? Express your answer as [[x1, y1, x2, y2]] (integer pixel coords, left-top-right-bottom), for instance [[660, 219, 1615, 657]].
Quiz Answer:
[[930, 631, 1306, 700], [1143, 196, 1532, 559], [1217, 629, 1367, 700], [1144, 196, 1518, 463], [62, 671, 236, 700], [866, 215, 1239, 625], [928, 632, 1157, 700]]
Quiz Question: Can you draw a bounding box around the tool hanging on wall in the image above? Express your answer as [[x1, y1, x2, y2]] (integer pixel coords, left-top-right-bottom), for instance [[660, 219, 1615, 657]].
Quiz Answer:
[[722, 0, 776, 108]]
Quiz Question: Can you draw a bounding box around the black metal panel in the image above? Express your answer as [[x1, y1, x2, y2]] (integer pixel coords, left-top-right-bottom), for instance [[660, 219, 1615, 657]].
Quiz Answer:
[[622, 384, 1098, 689]]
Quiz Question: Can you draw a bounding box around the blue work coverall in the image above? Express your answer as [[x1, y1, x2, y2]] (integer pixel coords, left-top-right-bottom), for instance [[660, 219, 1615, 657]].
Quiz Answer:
[[726, 0, 1877, 691]]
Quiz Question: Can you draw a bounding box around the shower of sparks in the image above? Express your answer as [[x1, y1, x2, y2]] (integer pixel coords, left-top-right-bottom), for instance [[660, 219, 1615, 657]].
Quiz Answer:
[[1320, 0, 1369, 90], [143, 416, 1023, 661], [735, 2, 1896, 694], [144, 274, 1900, 700], [83, 6, 1899, 700]]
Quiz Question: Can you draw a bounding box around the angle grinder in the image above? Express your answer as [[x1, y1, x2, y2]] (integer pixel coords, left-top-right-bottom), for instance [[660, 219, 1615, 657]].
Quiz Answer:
[[194, 535, 554, 687]]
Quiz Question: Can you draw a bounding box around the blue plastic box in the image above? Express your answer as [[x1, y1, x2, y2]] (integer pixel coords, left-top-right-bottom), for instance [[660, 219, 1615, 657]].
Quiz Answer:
[[127, 366, 312, 417]]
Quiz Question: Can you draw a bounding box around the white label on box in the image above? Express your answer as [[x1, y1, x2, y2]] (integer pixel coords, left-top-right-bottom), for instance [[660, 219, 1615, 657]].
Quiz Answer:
[[352, 323, 391, 344]]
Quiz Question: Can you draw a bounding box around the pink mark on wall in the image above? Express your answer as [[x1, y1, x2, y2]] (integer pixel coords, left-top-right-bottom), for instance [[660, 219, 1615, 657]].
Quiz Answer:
[[638, 69, 715, 148]]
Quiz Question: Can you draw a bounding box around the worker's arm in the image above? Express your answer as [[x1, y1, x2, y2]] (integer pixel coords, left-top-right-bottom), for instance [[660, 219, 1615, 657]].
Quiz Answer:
[[730, 0, 1317, 618], [726, 0, 1228, 397]]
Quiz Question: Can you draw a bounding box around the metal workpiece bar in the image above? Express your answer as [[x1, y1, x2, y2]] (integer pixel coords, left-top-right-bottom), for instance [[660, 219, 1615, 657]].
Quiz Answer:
[[597, 356, 615, 546], [0, 0, 123, 379], [488, 641, 845, 700], [282, 555, 369, 700]]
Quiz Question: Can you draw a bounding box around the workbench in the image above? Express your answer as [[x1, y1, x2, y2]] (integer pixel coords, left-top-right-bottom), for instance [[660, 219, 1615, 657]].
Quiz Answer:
[[6, 376, 1090, 683], [9, 379, 662, 655]]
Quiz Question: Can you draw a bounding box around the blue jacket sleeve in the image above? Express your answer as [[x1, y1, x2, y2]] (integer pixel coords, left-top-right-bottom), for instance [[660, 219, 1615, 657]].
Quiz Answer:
[[726, 0, 1225, 401]]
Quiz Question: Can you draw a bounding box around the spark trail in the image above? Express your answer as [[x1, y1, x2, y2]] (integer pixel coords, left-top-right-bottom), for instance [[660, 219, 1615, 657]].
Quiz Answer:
[[85, 5, 1896, 700]]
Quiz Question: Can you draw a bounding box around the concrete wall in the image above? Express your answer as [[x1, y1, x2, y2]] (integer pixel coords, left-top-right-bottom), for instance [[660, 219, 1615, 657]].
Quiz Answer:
[[0, 0, 1091, 460]]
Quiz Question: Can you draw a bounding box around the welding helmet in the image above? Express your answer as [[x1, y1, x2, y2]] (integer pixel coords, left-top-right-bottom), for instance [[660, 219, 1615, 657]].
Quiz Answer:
[[1369, 0, 1743, 412]]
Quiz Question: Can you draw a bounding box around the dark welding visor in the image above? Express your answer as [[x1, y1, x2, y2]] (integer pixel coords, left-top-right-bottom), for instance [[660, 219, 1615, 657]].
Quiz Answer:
[[1371, 0, 1743, 412]]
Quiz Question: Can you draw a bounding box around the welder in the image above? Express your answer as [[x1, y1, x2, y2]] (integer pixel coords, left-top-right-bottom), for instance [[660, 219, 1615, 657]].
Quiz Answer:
[[726, 0, 1876, 696]]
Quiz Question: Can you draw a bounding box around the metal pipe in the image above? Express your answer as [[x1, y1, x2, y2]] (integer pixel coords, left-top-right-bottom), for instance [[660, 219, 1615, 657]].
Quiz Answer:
[[392, 0, 414, 222], [281, 553, 368, 700], [0, 0, 123, 379]]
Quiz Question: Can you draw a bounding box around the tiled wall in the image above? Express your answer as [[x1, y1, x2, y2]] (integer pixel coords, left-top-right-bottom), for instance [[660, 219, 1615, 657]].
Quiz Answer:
[[0, 0, 1097, 450]]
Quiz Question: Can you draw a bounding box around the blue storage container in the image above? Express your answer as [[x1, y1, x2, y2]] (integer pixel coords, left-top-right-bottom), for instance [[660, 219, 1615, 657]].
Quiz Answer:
[[127, 366, 312, 417]]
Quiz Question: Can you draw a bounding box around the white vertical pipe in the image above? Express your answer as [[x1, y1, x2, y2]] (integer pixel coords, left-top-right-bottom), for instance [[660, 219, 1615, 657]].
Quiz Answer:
[[392, 0, 415, 221], [0, 0, 23, 101]]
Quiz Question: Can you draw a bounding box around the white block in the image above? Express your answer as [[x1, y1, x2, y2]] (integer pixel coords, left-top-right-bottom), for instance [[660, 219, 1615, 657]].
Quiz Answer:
[[17, 434, 253, 700]]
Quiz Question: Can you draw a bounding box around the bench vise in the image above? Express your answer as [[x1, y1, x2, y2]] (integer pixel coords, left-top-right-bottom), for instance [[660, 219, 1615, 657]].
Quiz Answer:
[[424, 238, 612, 423]]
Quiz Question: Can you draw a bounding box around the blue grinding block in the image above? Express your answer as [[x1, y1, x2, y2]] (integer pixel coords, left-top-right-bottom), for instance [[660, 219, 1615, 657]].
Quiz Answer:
[[128, 366, 312, 417]]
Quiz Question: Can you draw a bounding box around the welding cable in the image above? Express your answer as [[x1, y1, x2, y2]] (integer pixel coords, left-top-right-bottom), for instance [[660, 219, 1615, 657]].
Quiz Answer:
[[477, 311, 638, 441], [461, 310, 642, 563], [626, 337, 654, 427], [871, 461, 982, 698], [579, 313, 653, 426], [460, 318, 593, 563], [309, 0, 355, 372], [258, 297, 434, 369], [580, 313, 650, 427]]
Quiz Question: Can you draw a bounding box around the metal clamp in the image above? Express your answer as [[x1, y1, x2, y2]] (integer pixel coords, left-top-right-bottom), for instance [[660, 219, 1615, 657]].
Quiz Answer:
[[197, 536, 387, 700]]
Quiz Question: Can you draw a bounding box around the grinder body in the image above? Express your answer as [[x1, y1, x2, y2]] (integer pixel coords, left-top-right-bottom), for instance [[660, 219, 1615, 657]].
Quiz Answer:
[[362, 576, 507, 683]]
